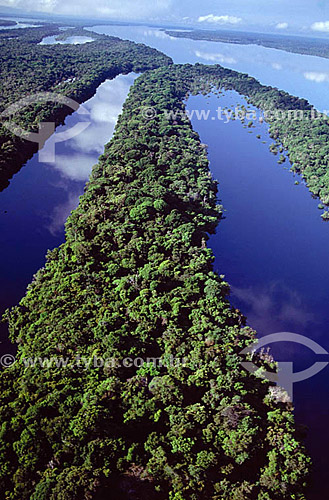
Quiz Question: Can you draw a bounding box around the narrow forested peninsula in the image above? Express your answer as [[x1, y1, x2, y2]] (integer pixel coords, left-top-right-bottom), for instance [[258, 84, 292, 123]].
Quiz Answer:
[[0, 26, 172, 189], [0, 65, 310, 500], [0, 19, 16, 27], [165, 63, 329, 212], [2, 23, 329, 211], [166, 28, 329, 60]]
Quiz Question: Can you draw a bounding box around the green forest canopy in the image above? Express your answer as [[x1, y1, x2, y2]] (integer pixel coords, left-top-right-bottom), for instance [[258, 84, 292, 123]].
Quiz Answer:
[[0, 64, 310, 500], [0, 25, 172, 189], [165, 28, 329, 60]]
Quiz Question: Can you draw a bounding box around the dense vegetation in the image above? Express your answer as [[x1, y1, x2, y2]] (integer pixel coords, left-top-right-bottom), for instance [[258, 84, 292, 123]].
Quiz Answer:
[[0, 19, 16, 27], [2, 22, 328, 210], [166, 28, 329, 59], [0, 25, 172, 189], [161, 63, 329, 214], [0, 65, 310, 499]]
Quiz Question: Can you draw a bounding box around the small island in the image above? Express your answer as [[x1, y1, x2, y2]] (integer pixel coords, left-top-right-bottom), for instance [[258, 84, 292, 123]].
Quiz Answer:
[[0, 19, 16, 27]]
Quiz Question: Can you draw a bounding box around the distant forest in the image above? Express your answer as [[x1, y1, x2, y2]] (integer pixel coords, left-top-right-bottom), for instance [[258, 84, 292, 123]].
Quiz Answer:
[[0, 19, 16, 27], [166, 28, 329, 59], [0, 25, 172, 189], [0, 63, 310, 500]]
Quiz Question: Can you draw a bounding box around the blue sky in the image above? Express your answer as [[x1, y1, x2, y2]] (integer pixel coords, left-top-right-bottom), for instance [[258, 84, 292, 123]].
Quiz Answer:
[[1, 0, 329, 34]]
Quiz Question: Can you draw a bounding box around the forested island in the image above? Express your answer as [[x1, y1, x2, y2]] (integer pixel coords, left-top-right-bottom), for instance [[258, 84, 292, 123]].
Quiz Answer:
[[2, 23, 329, 213], [0, 25, 171, 189], [165, 28, 329, 60], [0, 19, 16, 27], [162, 63, 329, 215], [0, 63, 310, 499], [3, 18, 329, 496]]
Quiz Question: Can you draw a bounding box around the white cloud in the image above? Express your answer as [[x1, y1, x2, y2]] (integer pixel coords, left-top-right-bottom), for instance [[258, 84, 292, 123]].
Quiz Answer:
[[232, 281, 314, 334], [198, 14, 242, 25], [276, 22, 288, 29], [304, 71, 329, 82], [0, 0, 173, 19], [143, 29, 176, 40], [272, 62, 282, 70], [40, 36, 94, 45], [47, 192, 80, 235], [311, 20, 329, 32], [195, 50, 237, 64], [52, 153, 94, 181], [70, 73, 135, 153], [1, 0, 58, 13]]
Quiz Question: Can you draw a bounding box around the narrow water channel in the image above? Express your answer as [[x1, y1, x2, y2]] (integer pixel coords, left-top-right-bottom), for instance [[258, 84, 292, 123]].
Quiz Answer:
[[0, 72, 138, 350], [2, 22, 329, 495], [187, 89, 329, 499]]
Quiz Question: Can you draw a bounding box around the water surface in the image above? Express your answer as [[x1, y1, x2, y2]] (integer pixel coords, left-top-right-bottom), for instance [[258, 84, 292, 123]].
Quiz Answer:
[[1, 22, 329, 497], [88, 24, 329, 112], [186, 90, 329, 499], [0, 72, 137, 348], [39, 35, 94, 45]]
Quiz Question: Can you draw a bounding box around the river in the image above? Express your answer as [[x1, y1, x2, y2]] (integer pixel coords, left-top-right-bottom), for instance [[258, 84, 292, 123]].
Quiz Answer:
[[87, 24, 329, 112], [0, 71, 138, 348], [2, 23, 329, 498], [87, 25, 329, 498], [187, 91, 329, 499]]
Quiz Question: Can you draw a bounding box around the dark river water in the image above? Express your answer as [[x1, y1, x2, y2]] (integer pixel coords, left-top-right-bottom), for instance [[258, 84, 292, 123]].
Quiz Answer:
[[0, 72, 138, 346], [186, 91, 329, 498], [1, 24, 329, 498]]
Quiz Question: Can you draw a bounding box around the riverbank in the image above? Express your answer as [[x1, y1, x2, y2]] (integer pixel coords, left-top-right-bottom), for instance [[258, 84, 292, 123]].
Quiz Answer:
[[0, 64, 310, 500], [0, 26, 172, 189], [165, 28, 329, 60]]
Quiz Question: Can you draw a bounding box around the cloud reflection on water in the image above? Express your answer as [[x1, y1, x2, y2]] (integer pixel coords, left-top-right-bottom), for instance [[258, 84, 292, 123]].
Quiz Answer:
[[232, 280, 315, 335], [45, 73, 137, 234]]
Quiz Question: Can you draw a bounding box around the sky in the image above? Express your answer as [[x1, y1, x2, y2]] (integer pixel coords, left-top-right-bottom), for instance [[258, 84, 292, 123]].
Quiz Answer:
[[1, 0, 329, 35]]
